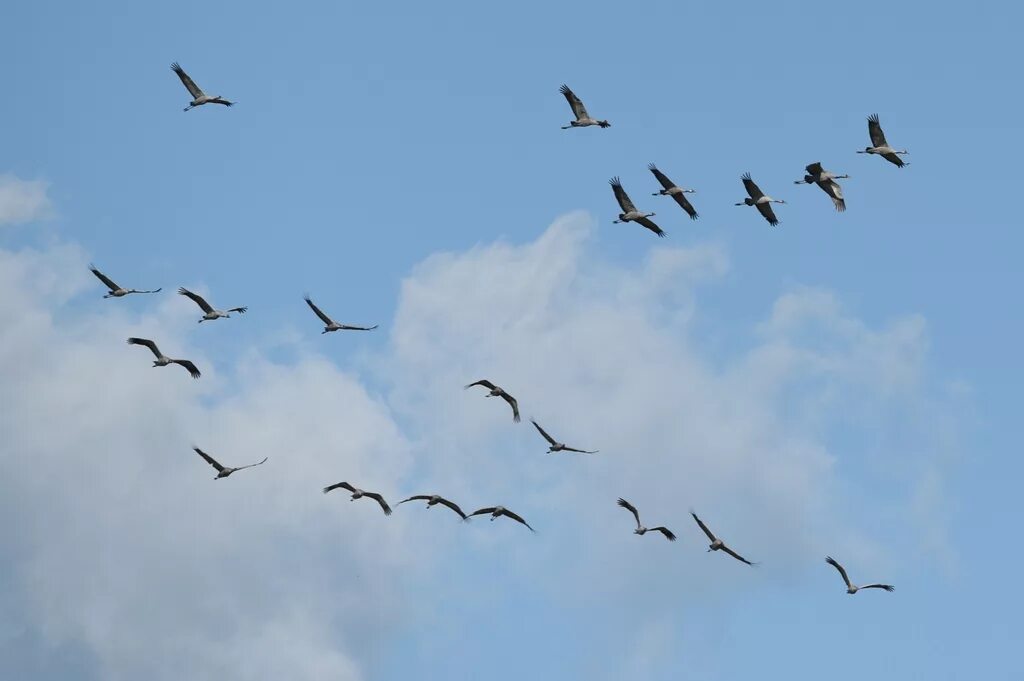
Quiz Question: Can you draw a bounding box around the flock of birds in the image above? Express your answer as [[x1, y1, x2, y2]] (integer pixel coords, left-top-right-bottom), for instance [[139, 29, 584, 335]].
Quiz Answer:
[[85, 63, 900, 597]]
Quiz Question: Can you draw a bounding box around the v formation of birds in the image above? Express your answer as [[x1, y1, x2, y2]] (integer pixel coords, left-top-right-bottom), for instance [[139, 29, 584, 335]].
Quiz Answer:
[[95, 65, 903, 595]]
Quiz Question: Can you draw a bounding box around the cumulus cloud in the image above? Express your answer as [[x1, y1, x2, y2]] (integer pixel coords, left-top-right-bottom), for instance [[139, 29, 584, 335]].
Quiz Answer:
[[0, 174, 52, 225], [0, 212, 961, 679]]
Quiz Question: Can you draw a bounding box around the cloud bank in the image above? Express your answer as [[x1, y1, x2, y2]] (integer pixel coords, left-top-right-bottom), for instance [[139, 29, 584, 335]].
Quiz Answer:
[[0, 174, 52, 225]]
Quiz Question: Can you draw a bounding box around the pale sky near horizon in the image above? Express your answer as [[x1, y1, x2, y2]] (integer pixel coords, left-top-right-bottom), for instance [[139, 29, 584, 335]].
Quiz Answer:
[[2, 2, 1022, 679]]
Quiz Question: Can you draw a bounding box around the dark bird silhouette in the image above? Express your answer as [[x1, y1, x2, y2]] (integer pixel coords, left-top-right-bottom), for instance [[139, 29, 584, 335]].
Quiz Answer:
[[826, 556, 894, 594], [322, 482, 392, 515], [610, 177, 665, 237], [465, 379, 520, 422], [691, 511, 757, 565], [171, 62, 233, 111], [857, 114, 908, 167], [126, 337, 200, 379], [192, 447, 267, 479], [648, 164, 698, 220], [795, 162, 848, 211], [617, 498, 676, 541], [531, 420, 597, 454], [469, 506, 535, 532], [559, 84, 610, 129], [735, 173, 784, 226], [89, 265, 160, 298], [398, 494, 469, 520], [304, 295, 378, 333]]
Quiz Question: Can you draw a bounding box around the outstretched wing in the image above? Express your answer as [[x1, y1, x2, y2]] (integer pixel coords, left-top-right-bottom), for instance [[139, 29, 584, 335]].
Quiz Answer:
[[171, 62, 204, 98], [234, 457, 268, 471], [172, 359, 201, 379], [398, 495, 432, 505], [635, 216, 666, 238], [819, 178, 846, 211], [867, 114, 888, 148], [227, 306, 248, 314], [178, 287, 214, 313], [338, 323, 378, 331], [127, 337, 161, 359], [825, 556, 853, 589], [672, 192, 699, 220], [469, 506, 497, 518], [304, 296, 335, 325], [690, 511, 717, 542], [465, 379, 498, 390], [609, 177, 637, 213], [648, 164, 676, 191], [742, 173, 765, 201], [650, 527, 677, 541], [617, 498, 642, 529], [756, 202, 779, 226], [805, 162, 824, 176], [860, 584, 895, 592], [559, 84, 588, 120], [531, 420, 558, 445], [881, 152, 906, 168], [722, 545, 756, 566], [323, 481, 357, 494], [89, 265, 120, 291], [193, 447, 226, 472], [562, 446, 599, 454], [501, 392, 521, 422], [364, 492, 392, 516], [501, 508, 535, 532], [438, 497, 469, 520]]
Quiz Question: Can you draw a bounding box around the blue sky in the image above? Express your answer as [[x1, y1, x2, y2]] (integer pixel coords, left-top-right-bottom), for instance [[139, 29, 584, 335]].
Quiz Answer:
[[1, 1, 1021, 679]]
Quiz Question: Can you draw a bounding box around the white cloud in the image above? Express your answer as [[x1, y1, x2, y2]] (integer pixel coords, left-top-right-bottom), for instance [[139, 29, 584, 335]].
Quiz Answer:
[[0, 174, 52, 225]]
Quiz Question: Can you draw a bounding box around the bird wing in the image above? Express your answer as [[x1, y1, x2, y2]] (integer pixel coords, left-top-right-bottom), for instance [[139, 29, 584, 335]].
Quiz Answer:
[[127, 337, 162, 358], [805, 162, 824, 176], [398, 495, 432, 505], [881, 152, 906, 168], [89, 265, 121, 291], [559, 84, 588, 120], [227, 306, 248, 314], [172, 359, 202, 379], [171, 62, 204, 98], [437, 497, 469, 520], [860, 584, 895, 592], [530, 420, 558, 445], [867, 114, 888, 147], [304, 296, 335, 325], [742, 173, 765, 201], [635, 216, 666, 237], [323, 481, 357, 494], [609, 177, 637, 213], [756, 202, 779, 226], [364, 492, 392, 515], [234, 457, 268, 471], [465, 379, 497, 390], [338, 323, 378, 331], [193, 447, 226, 472], [648, 164, 675, 191], [469, 507, 497, 518], [178, 287, 214, 313], [617, 498, 642, 529], [562, 446, 598, 454], [825, 556, 854, 589], [671, 192, 699, 220], [501, 508, 535, 532], [691, 512, 717, 541], [501, 392, 521, 422], [819, 179, 846, 211], [722, 545, 756, 565], [650, 527, 677, 541]]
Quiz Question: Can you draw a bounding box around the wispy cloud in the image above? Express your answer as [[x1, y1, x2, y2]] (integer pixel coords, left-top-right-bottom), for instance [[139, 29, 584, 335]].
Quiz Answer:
[[0, 174, 52, 225]]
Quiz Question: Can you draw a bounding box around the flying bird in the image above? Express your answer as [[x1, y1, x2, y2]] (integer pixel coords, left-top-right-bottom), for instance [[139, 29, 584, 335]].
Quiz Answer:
[[178, 287, 247, 323], [126, 337, 201, 378], [610, 177, 665, 237], [825, 556, 894, 594], [171, 62, 233, 111], [616, 498, 676, 541], [795, 162, 848, 212], [559, 84, 610, 129], [192, 447, 267, 479], [648, 164, 699, 220], [465, 379, 520, 422], [89, 265, 161, 298], [531, 420, 598, 454], [398, 494, 469, 520], [322, 482, 392, 515], [858, 114, 909, 167], [304, 295, 378, 333], [691, 511, 756, 565], [735, 173, 785, 226], [468, 506, 535, 532]]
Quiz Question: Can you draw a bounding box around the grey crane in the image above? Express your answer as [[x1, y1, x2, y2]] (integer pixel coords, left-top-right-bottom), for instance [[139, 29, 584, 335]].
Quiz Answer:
[[531, 419, 598, 454], [398, 494, 469, 520], [178, 287, 247, 323], [691, 511, 757, 565], [171, 62, 233, 111], [465, 379, 520, 422], [192, 446, 267, 479], [126, 337, 200, 379], [826, 556, 894, 594], [735, 173, 784, 226], [304, 295, 378, 333], [858, 114, 908, 167], [89, 265, 161, 298], [468, 506, 535, 532], [648, 164, 699, 220], [795, 162, 848, 212], [322, 482, 392, 515], [617, 498, 676, 541], [559, 84, 610, 129], [610, 177, 665, 237]]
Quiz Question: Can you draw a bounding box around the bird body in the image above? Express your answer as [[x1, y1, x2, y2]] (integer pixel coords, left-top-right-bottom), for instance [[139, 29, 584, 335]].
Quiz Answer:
[[858, 114, 908, 167], [691, 511, 756, 565], [469, 505, 535, 531], [465, 379, 521, 422], [825, 556, 894, 594], [530, 420, 597, 453], [126, 337, 201, 378], [178, 288, 247, 322], [736, 173, 784, 226], [304, 295, 378, 333], [610, 177, 665, 237], [89, 265, 161, 298], [171, 62, 233, 111], [559, 84, 610, 129], [795, 162, 848, 211], [617, 498, 676, 541], [323, 481, 392, 515], [192, 447, 267, 479], [648, 164, 699, 220]]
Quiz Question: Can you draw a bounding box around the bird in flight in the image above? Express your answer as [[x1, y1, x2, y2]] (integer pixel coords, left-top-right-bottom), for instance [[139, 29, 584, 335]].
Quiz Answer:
[[559, 84, 610, 129], [171, 62, 233, 111], [89, 265, 161, 298], [610, 177, 665, 237], [825, 556, 894, 594], [857, 114, 908, 168], [691, 511, 757, 565], [126, 337, 201, 379], [178, 288, 247, 323], [464, 379, 520, 422], [617, 498, 676, 541], [398, 494, 469, 520], [648, 164, 699, 220], [469, 506, 535, 532], [322, 481, 392, 515], [794, 162, 848, 212], [530, 420, 597, 454], [304, 295, 378, 333], [735, 173, 785, 227], [192, 447, 267, 479]]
